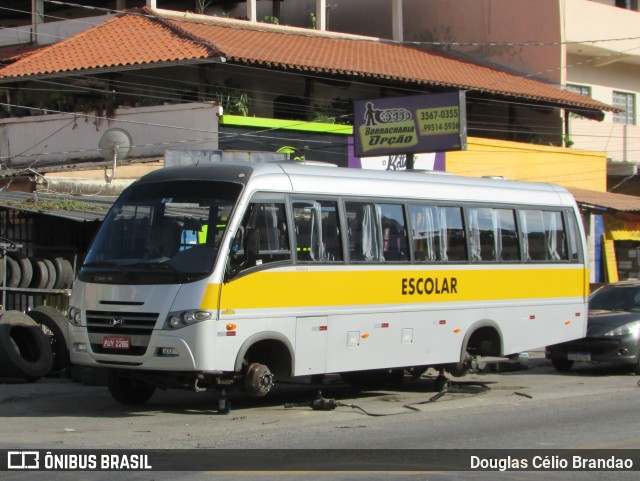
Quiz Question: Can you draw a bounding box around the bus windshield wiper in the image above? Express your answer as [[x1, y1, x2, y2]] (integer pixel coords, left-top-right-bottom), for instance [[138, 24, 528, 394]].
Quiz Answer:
[[126, 261, 191, 282], [82, 261, 132, 279], [83, 261, 128, 273]]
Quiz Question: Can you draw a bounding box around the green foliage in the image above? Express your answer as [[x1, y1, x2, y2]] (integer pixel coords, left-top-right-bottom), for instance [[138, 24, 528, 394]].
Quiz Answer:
[[0, 198, 100, 212], [313, 97, 353, 125], [209, 82, 251, 116], [563, 135, 574, 148], [196, 1, 211, 14]]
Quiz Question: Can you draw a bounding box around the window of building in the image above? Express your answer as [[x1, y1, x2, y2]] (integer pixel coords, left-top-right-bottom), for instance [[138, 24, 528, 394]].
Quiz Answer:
[[613, 91, 636, 125], [567, 84, 591, 98], [614, 0, 639, 11]]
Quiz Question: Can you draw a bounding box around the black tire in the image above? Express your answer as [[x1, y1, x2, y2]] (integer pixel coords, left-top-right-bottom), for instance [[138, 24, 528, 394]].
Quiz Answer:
[[58, 257, 75, 288], [446, 362, 469, 378], [4, 254, 21, 288], [107, 370, 155, 405], [340, 368, 404, 387], [552, 358, 574, 372], [11, 252, 33, 289], [42, 258, 56, 289], [51, 256, 72, 289], [0, 310, 53, 380], [26, 306, 71, 372], [29, 257, 50, 289]]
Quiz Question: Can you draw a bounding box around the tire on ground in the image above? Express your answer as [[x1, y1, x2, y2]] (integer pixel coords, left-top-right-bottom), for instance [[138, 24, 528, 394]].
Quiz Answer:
[[551, 358, 574, 372], [340, 368, 404, 387], [107, 370, 156, 405], [26, 305, 71, 372], [0, 310, 53, 380]]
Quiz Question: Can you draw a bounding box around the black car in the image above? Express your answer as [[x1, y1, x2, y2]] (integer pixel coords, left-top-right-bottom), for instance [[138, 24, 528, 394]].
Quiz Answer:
[[546, 281, 640, 373]]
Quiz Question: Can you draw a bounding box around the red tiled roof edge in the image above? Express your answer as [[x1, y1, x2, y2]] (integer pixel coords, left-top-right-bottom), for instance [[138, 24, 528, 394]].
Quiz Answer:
[[142, 7, 225, 58]]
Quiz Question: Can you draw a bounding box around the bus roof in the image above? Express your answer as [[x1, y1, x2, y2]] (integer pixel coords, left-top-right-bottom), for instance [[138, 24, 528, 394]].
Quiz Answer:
[[138, 161, 575, 208]]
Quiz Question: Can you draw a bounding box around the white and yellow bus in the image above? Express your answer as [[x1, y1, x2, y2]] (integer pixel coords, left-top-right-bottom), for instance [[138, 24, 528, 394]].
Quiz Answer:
[[68, 161, 588, 404]]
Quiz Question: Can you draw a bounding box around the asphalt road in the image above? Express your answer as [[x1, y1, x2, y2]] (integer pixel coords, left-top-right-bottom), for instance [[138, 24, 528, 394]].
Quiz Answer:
[[1, 352, 640, 480]]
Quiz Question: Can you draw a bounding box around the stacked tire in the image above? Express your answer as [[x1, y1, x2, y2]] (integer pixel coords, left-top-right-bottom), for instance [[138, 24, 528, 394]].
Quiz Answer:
[[1, 253, 74, 290], [0, 307, 71, 381]]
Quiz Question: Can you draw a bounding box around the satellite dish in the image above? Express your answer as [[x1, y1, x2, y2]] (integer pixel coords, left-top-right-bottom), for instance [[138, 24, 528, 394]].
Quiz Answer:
[[98, 128, 132, 184]]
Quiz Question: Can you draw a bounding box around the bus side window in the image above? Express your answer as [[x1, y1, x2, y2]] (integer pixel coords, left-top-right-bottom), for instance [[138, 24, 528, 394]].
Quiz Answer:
[[567, 212, 581, 261], [345, 202, 384, 262], [409, 204, 467, 262], [467, 207, 519, 262], [544, 211, 568, 261], [292, 199, 343, 262], [380, 204, 408, 262], [520, 209, 568, 262], [233, 202, 291, 271]]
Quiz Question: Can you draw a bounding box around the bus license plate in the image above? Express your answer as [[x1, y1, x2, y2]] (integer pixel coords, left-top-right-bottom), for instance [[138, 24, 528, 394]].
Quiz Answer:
[[102, 336, 130, 350], [568, 352, 590, 361]]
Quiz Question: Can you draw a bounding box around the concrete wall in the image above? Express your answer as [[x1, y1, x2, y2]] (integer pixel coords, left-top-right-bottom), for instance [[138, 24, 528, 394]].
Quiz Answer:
[[0, 15, 112, 47], [446, 137, 607, 191], [0, 102, 220, 168]]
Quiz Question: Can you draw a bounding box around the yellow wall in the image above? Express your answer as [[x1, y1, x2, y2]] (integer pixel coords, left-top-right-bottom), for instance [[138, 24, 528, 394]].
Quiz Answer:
[[446, 137, 607, 192]]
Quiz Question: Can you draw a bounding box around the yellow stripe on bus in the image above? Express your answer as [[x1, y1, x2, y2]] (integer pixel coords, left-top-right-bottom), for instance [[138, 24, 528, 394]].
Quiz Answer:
[[202, 267, 588, 310]]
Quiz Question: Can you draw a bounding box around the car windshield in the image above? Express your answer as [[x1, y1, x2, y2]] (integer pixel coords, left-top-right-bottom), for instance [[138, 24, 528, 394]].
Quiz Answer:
[[589, 284, 640, 312], [80, 180, 241, 284]]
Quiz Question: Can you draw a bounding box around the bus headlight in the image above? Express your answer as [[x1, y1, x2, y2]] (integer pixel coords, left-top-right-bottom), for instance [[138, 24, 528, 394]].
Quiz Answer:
[[68, 306, 82, 326], [163, 310, 213, 330]]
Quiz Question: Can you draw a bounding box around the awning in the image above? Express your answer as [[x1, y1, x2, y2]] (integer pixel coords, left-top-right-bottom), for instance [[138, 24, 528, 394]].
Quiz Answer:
[[568, 187, 640, 213]]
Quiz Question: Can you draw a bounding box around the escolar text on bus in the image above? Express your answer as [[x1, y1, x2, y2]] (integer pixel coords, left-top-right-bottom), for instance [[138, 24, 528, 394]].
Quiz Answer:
[[401, 276, 458, 296]]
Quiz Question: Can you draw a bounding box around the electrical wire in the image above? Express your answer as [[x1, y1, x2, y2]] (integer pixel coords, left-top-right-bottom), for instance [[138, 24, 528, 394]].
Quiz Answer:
[[28, 2, 640, 48], [0, 2, 636, 182]]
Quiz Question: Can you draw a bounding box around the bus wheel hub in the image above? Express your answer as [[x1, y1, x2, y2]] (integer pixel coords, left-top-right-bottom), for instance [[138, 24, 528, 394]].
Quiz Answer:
[[244, 363, 273, 397]]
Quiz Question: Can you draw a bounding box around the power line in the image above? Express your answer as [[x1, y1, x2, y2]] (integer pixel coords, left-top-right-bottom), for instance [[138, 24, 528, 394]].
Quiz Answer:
[[32, 2, 640, 48], [0, 3, 635, 183], [1, 3, 634, 115]]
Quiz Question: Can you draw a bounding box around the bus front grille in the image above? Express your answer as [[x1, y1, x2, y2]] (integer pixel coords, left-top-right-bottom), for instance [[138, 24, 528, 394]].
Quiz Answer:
[[86, 310, 159, 356]]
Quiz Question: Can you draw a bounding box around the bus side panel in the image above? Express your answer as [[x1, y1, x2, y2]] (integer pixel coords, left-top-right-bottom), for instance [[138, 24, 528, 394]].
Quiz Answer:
[[217, 264, 588, 375]]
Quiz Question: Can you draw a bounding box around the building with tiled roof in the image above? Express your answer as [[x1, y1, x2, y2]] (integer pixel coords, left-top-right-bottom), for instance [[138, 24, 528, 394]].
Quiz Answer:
[[0, 5, 617, 174], [0, 6, 615, 116]]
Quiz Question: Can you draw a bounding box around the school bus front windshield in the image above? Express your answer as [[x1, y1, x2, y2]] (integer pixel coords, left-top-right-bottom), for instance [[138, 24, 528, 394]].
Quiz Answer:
[[79, 180, 241, 285]]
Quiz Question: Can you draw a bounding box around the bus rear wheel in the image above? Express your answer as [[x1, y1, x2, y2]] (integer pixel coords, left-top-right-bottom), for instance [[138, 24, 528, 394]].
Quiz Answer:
[[107, 370, 156, 405], [244, 363, 274, 397], [551, 358, 574, 372]]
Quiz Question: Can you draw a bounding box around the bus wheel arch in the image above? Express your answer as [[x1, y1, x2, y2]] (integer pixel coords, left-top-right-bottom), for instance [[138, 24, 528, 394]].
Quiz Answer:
[[445, 320, 503, 377], [235, 332, 294, 397]]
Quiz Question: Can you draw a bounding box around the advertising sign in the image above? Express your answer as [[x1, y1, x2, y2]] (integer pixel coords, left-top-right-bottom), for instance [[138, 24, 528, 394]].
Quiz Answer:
[[353, 92, 467, 158]]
